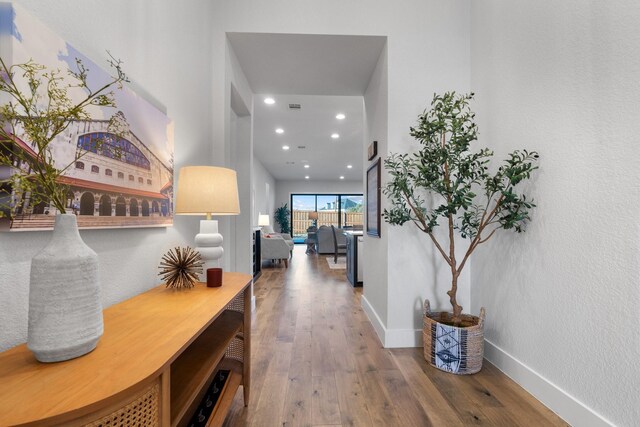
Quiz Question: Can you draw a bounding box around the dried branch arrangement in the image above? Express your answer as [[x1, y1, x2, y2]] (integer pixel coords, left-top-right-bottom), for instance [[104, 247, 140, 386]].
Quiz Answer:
[[158, 246, 204, 289]]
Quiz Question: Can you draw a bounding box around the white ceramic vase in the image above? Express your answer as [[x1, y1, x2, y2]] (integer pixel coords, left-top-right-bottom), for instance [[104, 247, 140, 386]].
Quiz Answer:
[[28, 214, 103, 362]]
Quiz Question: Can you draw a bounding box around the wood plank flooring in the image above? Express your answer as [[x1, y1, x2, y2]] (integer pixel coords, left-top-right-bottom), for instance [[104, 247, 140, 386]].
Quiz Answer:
[[223, 246, 567, 427]]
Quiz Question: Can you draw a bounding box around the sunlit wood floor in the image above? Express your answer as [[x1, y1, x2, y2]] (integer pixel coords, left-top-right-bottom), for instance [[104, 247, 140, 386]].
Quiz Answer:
[[223, 245, 567, 427]]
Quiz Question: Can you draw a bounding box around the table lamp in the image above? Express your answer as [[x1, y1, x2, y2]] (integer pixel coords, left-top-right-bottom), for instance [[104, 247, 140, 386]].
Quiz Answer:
[[308, 211, 318, 227], [258, 214, 270, 228], [175, 166, 240, 279]]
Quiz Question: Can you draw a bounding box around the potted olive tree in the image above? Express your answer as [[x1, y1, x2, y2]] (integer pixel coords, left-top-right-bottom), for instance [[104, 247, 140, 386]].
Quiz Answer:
[[383, 92, 539, 374]]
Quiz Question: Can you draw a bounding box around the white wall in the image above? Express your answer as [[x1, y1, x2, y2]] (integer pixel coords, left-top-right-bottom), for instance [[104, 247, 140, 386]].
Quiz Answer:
[[0, 0, 215, 351], [362, 45, 389, 335], [253, 156, 276, 226], [470, 1, 640, 426], [230, 109, 253, 275], [221, 37, 254, 273]]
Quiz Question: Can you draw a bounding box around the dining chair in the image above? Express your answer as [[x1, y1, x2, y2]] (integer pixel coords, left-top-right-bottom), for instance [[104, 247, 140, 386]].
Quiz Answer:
[[331, 225, 347, 264]]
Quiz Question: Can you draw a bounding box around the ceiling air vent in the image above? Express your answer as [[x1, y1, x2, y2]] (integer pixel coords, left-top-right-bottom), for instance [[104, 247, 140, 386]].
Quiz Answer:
[[286, 161, 295, 165], [288, 103, 301, 110], [297, 146, 306, 149]]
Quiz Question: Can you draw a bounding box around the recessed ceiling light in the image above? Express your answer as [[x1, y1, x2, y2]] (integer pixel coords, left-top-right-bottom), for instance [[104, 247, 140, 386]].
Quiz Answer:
[[264, 97, 275, 105], [305, 175, 310, 179], [336, 113, 346, 120], [347, 164, 353, 169], [339, 176, 345, 180], [282, 145, 290, 150], [331, 133, 340, 139], [275, 128, 284, 134], [304, 164, 310, 168]]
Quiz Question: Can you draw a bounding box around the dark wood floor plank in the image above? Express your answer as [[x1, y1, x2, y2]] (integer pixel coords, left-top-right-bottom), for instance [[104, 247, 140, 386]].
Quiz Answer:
[[334, 371, 375, 427], [282, 373, 313, 427], [377, 368, 434, 427], [312, 375, 342, 426], [391, 349, 466, 426], [250, 372, 289, 426], [311, 326, 336, 376], [405, 348, 495, 425], [357, 369, 404, 426], [475, 362, 568, 427]]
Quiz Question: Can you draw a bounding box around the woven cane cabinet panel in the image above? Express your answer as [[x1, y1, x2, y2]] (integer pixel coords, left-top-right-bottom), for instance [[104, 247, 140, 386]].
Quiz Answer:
[[0, 273, 252, 427], [83, 382, 161, 427]]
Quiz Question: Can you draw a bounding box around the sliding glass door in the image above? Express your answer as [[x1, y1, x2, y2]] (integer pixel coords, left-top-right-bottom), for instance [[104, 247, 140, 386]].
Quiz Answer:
[[290, 193, 363, 243], [316, 195, 340, 229], [290, 195, 316, 241], [340, 195, 364, 229]]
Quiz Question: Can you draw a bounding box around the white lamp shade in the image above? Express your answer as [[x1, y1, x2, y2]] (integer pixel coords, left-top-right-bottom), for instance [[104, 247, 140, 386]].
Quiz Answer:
[[175, 166, 240, 216], [258, 214, 270, 226]]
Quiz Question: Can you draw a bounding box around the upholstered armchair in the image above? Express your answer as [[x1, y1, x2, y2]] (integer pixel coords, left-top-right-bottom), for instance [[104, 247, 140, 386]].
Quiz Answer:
[[261, 225, 294, 253], [261, 234, 291, 267]]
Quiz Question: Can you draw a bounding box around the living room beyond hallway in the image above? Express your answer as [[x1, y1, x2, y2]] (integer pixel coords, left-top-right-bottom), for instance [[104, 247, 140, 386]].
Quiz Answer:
[[222, 246, 567, 426]]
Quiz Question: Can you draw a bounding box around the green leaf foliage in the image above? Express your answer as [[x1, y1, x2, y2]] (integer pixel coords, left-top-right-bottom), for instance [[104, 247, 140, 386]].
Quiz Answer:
[[274, 203, 291, 234], [383, 92, 538, 241]]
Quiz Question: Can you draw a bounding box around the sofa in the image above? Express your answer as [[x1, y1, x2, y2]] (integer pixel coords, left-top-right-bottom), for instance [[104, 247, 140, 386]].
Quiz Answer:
[[316, 225, 347, 254]]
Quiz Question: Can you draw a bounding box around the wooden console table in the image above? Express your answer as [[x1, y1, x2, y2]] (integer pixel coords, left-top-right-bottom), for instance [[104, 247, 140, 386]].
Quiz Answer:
[[0, 272, 252, 427]]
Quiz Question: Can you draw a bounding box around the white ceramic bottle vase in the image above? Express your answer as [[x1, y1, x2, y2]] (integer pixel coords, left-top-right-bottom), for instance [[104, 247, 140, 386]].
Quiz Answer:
[[28, 214, 103, 363]]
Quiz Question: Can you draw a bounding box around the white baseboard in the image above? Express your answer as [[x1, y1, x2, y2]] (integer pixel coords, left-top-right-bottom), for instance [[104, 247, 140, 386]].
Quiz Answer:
[[359, 298, 612, 425], [360, 295, 422, 348], [484, 339, 613, 427], [385, 328, 423, 348], [360, 295, 386, 344], [251, 295, 256, 312]]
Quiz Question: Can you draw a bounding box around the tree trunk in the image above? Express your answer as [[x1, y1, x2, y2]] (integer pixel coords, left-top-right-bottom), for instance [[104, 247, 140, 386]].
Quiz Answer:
[[447, 274, 463, 322]]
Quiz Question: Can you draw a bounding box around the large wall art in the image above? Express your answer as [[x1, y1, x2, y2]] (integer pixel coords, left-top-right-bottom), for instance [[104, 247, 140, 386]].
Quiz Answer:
[[0, 3, 174, 231]]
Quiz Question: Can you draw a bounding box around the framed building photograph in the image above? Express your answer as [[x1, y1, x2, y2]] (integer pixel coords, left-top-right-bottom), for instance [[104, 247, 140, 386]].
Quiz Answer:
[[0, 4, 174, 231], [366, 158, 381, 237]]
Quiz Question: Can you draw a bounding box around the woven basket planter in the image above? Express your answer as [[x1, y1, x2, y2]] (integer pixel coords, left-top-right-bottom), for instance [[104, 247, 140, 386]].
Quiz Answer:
[[423, 299, 486, 375]]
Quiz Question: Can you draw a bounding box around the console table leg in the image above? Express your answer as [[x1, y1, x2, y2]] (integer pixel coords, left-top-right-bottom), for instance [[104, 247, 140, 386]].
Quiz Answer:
[[243, 286, 251, 406], [161, 368, 171, 426]]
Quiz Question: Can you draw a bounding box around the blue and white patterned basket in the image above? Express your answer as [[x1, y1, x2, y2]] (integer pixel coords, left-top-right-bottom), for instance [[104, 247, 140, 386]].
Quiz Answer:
[[423, 299, 486, 375]]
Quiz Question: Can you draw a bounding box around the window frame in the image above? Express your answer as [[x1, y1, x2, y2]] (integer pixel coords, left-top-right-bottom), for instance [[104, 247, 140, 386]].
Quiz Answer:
[[289, 192, 364, 239]]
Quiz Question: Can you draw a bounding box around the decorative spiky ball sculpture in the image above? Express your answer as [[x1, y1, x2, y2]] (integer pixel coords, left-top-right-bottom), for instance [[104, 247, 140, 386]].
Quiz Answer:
[[158, 246, 204, 289]]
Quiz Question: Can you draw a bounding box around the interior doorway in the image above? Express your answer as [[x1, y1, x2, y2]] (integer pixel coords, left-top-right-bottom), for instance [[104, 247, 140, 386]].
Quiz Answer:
[[224, 32, 386, 277]]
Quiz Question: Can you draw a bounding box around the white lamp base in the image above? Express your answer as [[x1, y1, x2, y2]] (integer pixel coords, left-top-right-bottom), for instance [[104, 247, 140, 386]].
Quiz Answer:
[[195, 219, 223, 280]]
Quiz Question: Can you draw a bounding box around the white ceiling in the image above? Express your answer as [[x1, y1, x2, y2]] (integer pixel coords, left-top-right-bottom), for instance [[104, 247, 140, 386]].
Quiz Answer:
[[227, 33, 386, 96], [253, 94, 364, 181], [227, 33, 386, 182]]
